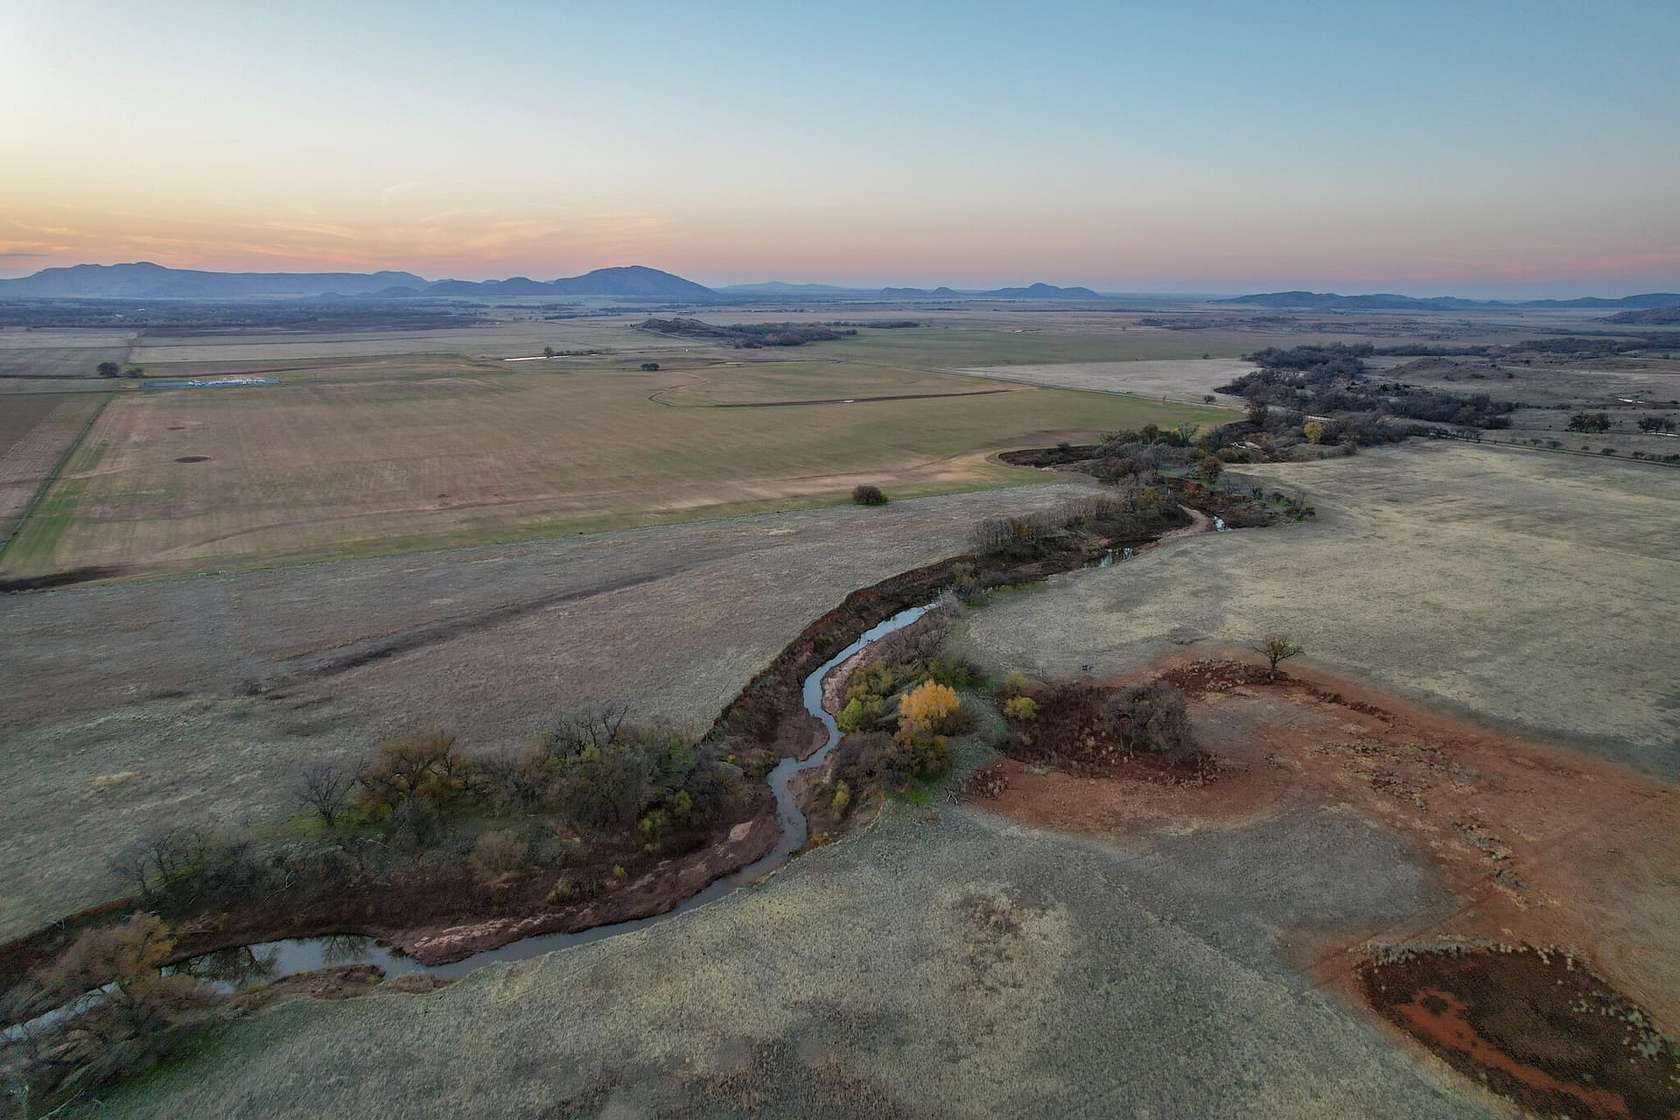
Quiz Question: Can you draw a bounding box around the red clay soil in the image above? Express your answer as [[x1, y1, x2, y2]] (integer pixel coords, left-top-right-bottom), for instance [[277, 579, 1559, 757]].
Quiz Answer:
[[975, 652, 1680, 1113], [1359, 946, 1680, 1120]]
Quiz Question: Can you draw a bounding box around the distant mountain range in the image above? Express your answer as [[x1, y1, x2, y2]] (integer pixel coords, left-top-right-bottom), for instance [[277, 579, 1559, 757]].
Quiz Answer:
[[0, 264, 1117, 303], [1221, 290, 1680, 311], [10, 266, 1667, 312], [0, 262, 719, 301]]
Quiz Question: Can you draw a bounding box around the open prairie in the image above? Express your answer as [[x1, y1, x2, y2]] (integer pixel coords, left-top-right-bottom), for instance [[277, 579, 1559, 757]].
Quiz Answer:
[[73, 437, 1680, 1120], [0, 360, 1221, 578], [5, 303, 1679, 1120], [91, 799, 1485, 1120], [959, 442, 1680, 773]]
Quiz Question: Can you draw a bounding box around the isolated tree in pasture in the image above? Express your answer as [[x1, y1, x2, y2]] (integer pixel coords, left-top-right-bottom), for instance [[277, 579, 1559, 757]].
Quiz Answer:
[[851, 484, 887, 506], [96, 360, 120, 378], [542, 345, 556, 358], [123, 366, 144, 379], [1202, 394, 1216, 404], [640, 361, 660, 371], [1251, 635, 1304, 677]]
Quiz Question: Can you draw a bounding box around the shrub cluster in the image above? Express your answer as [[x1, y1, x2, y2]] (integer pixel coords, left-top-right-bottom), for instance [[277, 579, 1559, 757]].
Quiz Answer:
[[1104, 682, 1199, 766], [996, 677, 1202, 773], [851, 484, 888, 506], [637, 318, 856, 348], [1219, 344, 1517, 431], [969, 489, 1181, 560]]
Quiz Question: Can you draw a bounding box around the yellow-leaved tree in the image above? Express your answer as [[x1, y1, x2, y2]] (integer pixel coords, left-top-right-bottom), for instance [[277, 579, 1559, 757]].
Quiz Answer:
[[898, 680, 961, 739]]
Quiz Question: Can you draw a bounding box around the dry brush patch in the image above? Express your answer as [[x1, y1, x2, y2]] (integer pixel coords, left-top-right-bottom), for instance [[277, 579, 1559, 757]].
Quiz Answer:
[[1359, 943, 1680, 1120]]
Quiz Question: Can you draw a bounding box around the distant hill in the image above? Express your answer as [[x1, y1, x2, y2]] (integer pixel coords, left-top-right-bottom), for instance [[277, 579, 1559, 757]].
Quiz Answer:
[[1221, 289, 1680, 311], [1528, 293, 1680, 309], [1221, 291, 1488, 310], [0, 262, 717, 301], [550, 265, 716, 299], [1604, 304, 1680, 325], [0, 261, 428, 298], [879, 282, 1102, 300]]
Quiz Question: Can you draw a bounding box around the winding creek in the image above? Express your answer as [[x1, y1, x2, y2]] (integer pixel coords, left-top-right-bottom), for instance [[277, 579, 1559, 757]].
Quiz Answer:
[[175, 601, 938, 991], [8, 504, 1228, 1039], [3, 603, 934, 1036]]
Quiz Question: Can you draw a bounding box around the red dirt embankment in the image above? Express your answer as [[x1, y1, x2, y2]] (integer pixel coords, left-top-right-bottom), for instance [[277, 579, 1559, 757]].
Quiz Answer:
[[974, 653, 1680, 1118]]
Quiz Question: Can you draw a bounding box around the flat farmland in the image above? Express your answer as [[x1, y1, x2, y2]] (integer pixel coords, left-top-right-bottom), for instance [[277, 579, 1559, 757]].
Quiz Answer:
[[0, 345, 129, 379], [128, 316, 662, 364], [958, 357, 1256, 404], [1, 364, 1223, 577], [0, 392, 107, 547], [0, 331, 134, 383]]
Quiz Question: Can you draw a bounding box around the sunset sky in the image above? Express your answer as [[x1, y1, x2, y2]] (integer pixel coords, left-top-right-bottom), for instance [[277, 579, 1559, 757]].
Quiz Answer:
[[3, 1, 1676, 297]]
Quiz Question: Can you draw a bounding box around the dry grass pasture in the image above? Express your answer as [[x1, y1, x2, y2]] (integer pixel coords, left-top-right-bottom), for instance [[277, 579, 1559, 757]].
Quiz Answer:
[[7, 306, 1679, 1119], [0, 364, 1222, 577], [960, 441, 1680, 774], [0, 482, 1112, 938], [93, 800, 1485, 1120]]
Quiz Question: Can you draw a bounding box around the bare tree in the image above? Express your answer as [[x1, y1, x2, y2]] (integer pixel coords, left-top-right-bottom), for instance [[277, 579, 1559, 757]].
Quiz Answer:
[[1251, 635, 1304, 677], [109, 825, 207, 903], [291, 758, 352, 827], [547, 703, 631, 757]]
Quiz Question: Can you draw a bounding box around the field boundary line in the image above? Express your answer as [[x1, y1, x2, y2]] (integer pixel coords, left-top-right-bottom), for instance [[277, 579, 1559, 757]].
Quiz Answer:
[[0, 392, 110, 561]]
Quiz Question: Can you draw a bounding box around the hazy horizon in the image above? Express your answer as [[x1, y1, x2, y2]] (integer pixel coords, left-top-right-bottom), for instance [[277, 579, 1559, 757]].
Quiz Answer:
[[3, 0, 1676, 299], [4, 258, 1678, 303]]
